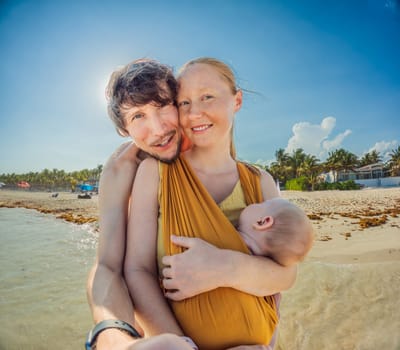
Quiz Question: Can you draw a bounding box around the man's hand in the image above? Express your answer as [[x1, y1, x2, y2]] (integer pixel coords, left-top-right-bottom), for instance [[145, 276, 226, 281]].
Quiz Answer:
[[226, 345, 273, 350], [103, 141, 143, 171], [162, 236, 225, 300], [131, 334, 196, 350], [96, 332, 194, 350]]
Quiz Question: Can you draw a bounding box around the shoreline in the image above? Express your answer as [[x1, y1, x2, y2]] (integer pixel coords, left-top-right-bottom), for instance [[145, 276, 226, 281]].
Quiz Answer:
[[1, 187, 400, 264], [0, 190, 99, 226]]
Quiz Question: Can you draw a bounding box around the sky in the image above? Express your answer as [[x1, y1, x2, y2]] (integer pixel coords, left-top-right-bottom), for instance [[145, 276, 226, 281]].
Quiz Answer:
[[1, 0, 399, 174]]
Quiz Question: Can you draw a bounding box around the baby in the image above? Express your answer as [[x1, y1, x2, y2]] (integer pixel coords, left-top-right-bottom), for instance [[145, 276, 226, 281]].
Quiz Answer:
[[238, 197, 314, 266]]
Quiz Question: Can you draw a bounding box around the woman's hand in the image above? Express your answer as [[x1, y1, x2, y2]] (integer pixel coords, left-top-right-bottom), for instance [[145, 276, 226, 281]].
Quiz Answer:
[[162, 236, 225, 300]]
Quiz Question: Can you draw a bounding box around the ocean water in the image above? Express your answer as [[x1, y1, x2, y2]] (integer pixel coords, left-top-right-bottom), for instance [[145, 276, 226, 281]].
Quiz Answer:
[[1, 208, 399, 350], [0, 208, 97, 350]]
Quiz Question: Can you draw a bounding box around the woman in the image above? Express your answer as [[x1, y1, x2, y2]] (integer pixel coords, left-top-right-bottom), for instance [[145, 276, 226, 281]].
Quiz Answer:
[[124, 58, 296, 350]]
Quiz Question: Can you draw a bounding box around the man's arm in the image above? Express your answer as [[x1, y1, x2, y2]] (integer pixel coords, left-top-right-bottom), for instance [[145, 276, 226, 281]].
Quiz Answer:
[[87, 142, 142, 347]]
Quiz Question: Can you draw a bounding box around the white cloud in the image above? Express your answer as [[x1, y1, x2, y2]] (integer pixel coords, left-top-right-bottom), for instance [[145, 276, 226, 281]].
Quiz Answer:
[[286, 116, 352, 159], [365, 140, 399, 161], [322, 129, 352, 150]]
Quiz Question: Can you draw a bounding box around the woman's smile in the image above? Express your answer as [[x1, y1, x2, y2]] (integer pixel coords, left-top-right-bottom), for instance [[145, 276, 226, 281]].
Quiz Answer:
[[191, 124, 213, 133]]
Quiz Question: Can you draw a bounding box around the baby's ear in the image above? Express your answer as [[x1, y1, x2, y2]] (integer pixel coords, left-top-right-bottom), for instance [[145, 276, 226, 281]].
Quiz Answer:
[[252, 216, 274, 231]]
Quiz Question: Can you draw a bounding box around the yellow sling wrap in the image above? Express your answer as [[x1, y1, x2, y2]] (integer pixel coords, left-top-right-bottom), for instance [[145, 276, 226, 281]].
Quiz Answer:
[[160, 156, 278, 350]]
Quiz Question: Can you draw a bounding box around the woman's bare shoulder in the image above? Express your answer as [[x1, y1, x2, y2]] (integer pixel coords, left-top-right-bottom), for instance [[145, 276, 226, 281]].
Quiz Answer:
[[259, 169, 279, 199], [137, 157, 159, 173], [133, 158, 160, 193]]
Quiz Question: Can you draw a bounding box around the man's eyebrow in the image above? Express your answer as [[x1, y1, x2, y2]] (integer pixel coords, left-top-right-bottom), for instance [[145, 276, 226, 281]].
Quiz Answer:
[[120, 108, 141, 123]]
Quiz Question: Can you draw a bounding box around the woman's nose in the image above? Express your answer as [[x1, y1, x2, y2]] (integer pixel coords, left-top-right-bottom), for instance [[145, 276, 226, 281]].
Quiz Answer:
[[187, 102, 203, 120]]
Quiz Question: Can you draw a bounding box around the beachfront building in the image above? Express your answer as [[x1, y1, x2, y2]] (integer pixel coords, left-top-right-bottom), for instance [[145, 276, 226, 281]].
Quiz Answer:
[[338, 162, 384, 181], [322, 162, 400, 187]]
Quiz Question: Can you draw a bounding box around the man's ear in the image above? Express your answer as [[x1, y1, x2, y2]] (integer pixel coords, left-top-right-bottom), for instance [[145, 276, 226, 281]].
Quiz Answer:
[[234, 90, 243, 112], [252, 215, 274, 231]]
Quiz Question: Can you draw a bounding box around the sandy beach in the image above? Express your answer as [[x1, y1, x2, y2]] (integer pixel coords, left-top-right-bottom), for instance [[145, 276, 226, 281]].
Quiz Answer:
[[1, 188, 399, 263], [282, 188, 400, 264], [1, 187, 399, 349], [0, 190, 99, 225]]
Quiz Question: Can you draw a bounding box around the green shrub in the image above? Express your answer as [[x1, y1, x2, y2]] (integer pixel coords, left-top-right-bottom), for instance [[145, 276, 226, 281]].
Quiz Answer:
[[285, 176, 309, 191], [314, 180, 361, 191]]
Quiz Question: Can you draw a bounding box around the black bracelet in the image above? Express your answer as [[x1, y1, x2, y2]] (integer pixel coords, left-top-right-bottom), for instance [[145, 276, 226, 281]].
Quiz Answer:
[[85, 319, 142, 350]]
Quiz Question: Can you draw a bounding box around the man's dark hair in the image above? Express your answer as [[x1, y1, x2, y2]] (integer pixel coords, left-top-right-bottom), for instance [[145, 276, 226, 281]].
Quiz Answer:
[[106, 58, 178, 136]]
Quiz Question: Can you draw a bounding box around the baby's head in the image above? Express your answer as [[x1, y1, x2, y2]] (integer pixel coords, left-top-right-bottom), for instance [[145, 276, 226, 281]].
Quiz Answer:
[[238, 198, 314, 266]]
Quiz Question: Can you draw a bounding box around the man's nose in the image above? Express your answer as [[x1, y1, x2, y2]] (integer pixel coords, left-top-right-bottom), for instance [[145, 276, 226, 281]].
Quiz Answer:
[[150, 114, 167, 135]]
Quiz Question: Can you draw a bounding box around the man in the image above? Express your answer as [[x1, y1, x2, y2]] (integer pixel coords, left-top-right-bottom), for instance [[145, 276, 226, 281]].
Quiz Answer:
[[86, 59, 193, 350]]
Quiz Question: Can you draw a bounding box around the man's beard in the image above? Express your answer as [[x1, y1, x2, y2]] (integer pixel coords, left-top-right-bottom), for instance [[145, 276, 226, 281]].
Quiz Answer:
[[148, 134, 182, 164]]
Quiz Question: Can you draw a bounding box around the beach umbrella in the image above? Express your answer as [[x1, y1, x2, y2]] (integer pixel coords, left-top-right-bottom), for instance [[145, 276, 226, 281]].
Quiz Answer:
[[17, 181, 30, 188], [80, 184, 94, 191]]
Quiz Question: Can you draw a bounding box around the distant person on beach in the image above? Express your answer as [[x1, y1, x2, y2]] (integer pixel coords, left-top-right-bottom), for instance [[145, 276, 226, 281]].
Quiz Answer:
[[87, 58, 297, 350], [237, 197, 314, 266]]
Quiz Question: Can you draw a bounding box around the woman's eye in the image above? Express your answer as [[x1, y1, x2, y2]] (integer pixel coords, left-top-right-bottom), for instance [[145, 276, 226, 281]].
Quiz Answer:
[[203, 95, 213, 101]]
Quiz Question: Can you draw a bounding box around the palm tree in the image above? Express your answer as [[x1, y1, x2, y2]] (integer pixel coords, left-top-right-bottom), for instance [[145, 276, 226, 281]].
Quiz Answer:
[[268, 148, 291, 185], [325, 148, 358, 182], [96, 164, 103, 178], [288, 148, 306, 178], [298, 155, 321, 191], [388, 146, 400, 176], [359, 150, 382, 167], [275, 148, 290, 166]]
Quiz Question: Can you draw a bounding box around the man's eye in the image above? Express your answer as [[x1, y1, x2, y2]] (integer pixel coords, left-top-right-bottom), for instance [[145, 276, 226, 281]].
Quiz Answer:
[[177, 101, 189, 107], [203, 95, 213, 101], [131, 113, 143, 121]]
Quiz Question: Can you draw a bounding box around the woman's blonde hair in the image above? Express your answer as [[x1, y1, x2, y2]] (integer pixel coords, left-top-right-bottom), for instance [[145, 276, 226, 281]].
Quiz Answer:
[[178, 57, 239, 159]]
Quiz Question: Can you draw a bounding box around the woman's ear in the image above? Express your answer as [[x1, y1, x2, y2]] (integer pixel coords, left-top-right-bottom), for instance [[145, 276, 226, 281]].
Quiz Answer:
[[252, 215, 274, 231], [234, 90, 243, 112]]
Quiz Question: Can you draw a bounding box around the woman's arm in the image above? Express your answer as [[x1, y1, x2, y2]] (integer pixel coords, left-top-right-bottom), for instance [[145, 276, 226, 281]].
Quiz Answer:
[[162, 170, 297, 300], [162, 235, 296, 300], [124, 158, 184, 336]]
